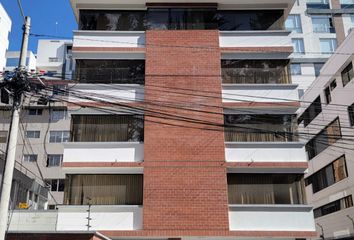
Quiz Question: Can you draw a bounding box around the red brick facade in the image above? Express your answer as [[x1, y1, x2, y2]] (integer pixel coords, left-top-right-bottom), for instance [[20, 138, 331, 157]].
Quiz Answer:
[[143, 30, 229, 231]]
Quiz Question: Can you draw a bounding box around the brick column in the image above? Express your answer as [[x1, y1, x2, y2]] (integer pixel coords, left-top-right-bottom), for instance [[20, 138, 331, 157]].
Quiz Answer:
[[331, 0, 346, 45], [143, 30, 229, 232]]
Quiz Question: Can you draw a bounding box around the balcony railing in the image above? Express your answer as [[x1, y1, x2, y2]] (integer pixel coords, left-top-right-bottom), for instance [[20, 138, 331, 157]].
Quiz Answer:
[[222, 68, 291, 84]]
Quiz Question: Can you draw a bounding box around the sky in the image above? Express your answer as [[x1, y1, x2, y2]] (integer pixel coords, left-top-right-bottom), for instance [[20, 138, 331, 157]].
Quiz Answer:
[[1, 0, 77, 53]]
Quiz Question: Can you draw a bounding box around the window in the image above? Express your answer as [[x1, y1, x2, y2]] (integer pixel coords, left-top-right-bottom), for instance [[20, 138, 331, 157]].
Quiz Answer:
[[307, 0, 330, 9], [25, 131, 40, 139], [348, 103, 354, 126], [286, 15, 302, 33], [351, 15, 354, 26], [76, 60, 145, 84], [227, 173, 305, 205], [340, 0, 354, 8], [71, 115, 144, 142], [314, 195, 353, 218], [324, 86, 331, 104], [330, 79, 337, 90], [298, 96, 322, 127], [306, 118, 342, 160], [210, 10, 284, 31], [221, 60, 291, 84], [28, 109, 43, 116], [341, 62, 354, 86], [48, 57, 60, 62], [291, 63, 302, 75], [64, 174, 143, 205], [312, 16, 335, 33], [50, 109, 67, 121], [80, 10, 147, 31], [47, 154, 63, 167], [314, 63, 324, 77], [224, 114, 298, 142], [49, 131, 70, 143], [306, 155, 348, 193], [0, 131, 8, 143], [320, 38, 337, 53], [45, 179, 65, 192], [292, 38, 305, 54], [23, 154, 38, 162], [298, 89, 305, 99]]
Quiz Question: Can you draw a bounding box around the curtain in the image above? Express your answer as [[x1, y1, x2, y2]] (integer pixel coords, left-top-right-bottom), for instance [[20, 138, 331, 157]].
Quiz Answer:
[[72, 115, 144, 142], [333, 156, 347, 182], [65, 174, 143, 205]]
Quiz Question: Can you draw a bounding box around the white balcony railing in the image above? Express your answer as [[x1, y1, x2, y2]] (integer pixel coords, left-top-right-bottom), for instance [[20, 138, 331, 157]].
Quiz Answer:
[[220, 31, 292, 48], [222, 84, 299, 103], [8, 205, 143, 232], [73, 30, 145, 48], [229, 205, 316, 232], [225, 142, 307, 163], [63, 142, 144, 163]]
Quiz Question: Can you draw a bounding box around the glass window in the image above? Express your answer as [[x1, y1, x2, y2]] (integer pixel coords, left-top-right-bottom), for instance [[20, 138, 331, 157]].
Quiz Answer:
[[306, 155, 348, 193], [0, 131, 8, 143], [324, 86, 331, 104], [340, 0, 354, 8], [314, 195, 353, 218], [291, 63, 302, 75], [224, 114, 298, 142], [52, 85, 68, 96], [26, 131, 40, 139], [215, 10, 284, 31], [298, 89, 305, 99], [47, 154, 63, 167], [227, 173, 305, 205], [348, 103, 354, 126], [330, 79, 337, 90], [28, 109, 43, 116], [341, 62, 354, 86], [286, 15, 302, 33], [312, 16, 335, 33], [314, 63, 324, 77], [50, 109, 67, 121], [64, 174, 143, 205], [23, 154, 38, 162], [79, 10, 147, 31], [320, 38, 337, 54], [76, 60, 145, 84], [292, 38, 305, 54], [351, 15, 354, 26], [307, 0, 330, 9], [298, 96, 322, 126], [71, 115, 144, 142], [45, 179, 65, 192], [221, 60, 291, 84], [306, 118, 342, 160], [49, 131, 70, 143]]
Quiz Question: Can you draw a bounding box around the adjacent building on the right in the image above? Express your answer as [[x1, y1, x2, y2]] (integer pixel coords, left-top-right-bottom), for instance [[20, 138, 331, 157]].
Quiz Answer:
[[287, 0, 354, 96], [298, 30, 354, 239]]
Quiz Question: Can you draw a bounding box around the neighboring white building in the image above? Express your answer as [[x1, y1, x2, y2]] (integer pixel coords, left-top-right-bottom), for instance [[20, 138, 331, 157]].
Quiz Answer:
[[0, 3, 12, 71], [287, 0, 354, 96], [36, 39, 74, 79], [298, 30, 354, 239], [5, 51, 37, 71]]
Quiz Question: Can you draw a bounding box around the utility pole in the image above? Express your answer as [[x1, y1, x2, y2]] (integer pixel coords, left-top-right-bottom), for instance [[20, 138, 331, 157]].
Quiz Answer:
[[0, 16, 31, 240]]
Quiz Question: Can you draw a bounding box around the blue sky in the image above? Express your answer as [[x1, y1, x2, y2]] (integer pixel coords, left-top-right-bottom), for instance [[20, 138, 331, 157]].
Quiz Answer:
[[1, 0, 77, 53]]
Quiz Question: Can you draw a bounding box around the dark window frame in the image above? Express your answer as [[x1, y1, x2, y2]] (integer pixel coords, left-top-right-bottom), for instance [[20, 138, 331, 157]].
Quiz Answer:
[[341, 62, 354, 87]]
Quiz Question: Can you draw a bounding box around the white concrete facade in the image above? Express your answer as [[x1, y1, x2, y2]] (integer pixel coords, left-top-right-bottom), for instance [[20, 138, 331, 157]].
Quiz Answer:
[[0, 3, 11, 71], [5, 51, 37, 71], [298, 30, 354, 239]]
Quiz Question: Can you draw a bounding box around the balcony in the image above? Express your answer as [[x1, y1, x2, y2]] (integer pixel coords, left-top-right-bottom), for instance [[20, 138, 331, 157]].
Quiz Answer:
[[225, 142, 307, 164], [8, 205, 143, 231], [73, 30, 145, 49], [220, 31, 292, 48], [63, 142, 144, 164], [229, 205, 315, 232]]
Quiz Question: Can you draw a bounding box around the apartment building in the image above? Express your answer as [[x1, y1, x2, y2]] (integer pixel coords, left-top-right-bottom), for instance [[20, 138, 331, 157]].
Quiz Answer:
[[4, 51, 37, 72], [287, 0, 354, 96], [298, 31, 354, 239], [0, 3, 11, 71], [36, 39, 74, 79], [4, 0, 317, 239]]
